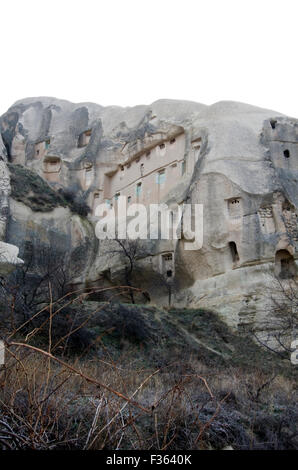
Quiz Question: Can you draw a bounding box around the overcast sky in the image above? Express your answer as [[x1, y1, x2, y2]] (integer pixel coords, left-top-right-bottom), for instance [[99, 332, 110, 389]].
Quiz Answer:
[[1, 0, 297, 117]]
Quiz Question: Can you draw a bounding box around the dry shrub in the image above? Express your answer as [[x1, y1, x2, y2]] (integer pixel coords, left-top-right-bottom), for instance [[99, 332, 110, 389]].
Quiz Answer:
[[98, 303, 157, 345], [0, 290, 297, 450], [1, 343, 297, 450], [0, 346, 220, 450]]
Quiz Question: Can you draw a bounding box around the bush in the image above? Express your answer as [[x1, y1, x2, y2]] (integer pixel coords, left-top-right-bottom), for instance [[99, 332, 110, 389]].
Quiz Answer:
[[58, 187, 90, 216], [30, 302, 95, 354], [8, 163, 66, 212], [99, 303, 157, 344], [0, 305, 297, 450], [8, 164, 91, 216]]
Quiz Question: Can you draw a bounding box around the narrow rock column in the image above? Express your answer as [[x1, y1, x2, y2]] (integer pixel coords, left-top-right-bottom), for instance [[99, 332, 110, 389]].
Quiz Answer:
[[0, 158, 10, 240]]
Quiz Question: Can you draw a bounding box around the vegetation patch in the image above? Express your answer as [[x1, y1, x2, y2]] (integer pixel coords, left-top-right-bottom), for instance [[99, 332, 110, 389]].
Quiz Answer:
[[8, 163, 67, 212], [0, 294, 297, 450], [8, 164, 90, 216]]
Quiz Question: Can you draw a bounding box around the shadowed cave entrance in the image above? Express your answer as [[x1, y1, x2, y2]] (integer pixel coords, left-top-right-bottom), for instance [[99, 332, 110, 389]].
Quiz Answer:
[[229, 241, 240, 267], [275, 250, 296, 279]]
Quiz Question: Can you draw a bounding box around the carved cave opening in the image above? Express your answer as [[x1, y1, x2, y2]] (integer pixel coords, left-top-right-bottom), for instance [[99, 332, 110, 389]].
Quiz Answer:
[[229, 241, 240, 265], [270, 119, 277, 130], [283, 149, 290, 158], [275, 250, 296, 279]]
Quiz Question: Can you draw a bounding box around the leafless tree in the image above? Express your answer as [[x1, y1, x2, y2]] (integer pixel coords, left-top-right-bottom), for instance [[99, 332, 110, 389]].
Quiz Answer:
[[253, 275, 298, 358], [0, 239, 71, 327], [109, 239, 148, 304]]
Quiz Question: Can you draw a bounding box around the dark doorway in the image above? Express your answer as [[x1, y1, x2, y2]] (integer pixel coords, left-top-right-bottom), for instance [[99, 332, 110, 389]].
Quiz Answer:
[[229, 241, 240, 265]]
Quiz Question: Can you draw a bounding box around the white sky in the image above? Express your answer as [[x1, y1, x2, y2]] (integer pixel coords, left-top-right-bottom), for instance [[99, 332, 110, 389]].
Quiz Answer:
[[1, 0, 297, 117]]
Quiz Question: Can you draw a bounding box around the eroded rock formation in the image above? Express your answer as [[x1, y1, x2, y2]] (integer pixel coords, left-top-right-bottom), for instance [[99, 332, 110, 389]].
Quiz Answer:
[[0, 97, 297, 333], [0, 133, 23, 274]]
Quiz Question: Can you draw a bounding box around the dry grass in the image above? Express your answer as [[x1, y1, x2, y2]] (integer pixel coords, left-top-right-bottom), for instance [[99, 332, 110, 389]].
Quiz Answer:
[[0, 287, 297, 450], [0, 346, 219, 450], [1, 345, 297, 450]]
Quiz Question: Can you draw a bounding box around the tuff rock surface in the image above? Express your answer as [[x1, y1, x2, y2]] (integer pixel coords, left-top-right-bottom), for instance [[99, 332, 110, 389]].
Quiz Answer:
[[0, 133, 23, 274], [0, 97, 297, 334]]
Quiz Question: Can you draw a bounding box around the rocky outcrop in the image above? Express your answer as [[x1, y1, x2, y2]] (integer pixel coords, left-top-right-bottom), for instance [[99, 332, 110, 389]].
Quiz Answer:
[[0, 240, 23, 275], [0, 134, 23, 274], [0, 97, 297, 334]]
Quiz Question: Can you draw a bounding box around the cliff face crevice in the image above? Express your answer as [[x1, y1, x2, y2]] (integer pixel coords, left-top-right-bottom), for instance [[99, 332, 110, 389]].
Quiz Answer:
[[0, 97, 297, 334]]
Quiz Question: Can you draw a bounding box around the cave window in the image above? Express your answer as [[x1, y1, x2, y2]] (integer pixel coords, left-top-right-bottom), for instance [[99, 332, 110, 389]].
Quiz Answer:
[[193, 144, 201, 162], [85, 167, 93, 186], [283, 149, 290, 158], [44, 157, 61, 173], [270, 119, 277, 130], [127, 196, 131, 204], [78, 130, 92, 148], [140, 163, 144, 176], [136, 182, 142, 196], [78, 133, 84, 148], [229, 241, 239, 264], [275, 250, 296, 279], [159, 143, 165, 150], [228, 198, 242, 217], [170, 138, 176, 145], [281, 258, 291, 278], [120, 165, 124, 171], [115, 192, 120, 201], [157, 169, 166, 184], [93, 193, 100, 214], [161, 253, 174, 277]]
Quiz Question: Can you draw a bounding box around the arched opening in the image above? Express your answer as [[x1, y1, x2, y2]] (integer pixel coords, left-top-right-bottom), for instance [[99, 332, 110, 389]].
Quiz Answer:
[[43, 156, 61, 182], [275, 250, 296, 279], [229, 241, 240, 266], [270, 119, 277, 130], [84, 167, 93, 188], [283, 149, 290, 158], [227, 198, 242, 217], [78, 129, 92, 148], [92, 192, 100, 215]]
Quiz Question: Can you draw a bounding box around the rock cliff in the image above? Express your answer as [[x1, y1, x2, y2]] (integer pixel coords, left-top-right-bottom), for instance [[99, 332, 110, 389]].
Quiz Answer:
[[0, 97, 297, 335], [0, 133, 23, 274]]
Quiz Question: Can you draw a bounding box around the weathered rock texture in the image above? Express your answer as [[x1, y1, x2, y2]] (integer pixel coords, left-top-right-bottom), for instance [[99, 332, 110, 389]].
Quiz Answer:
[[0, 97, 297, 333], [0, 133, 23, 274]]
